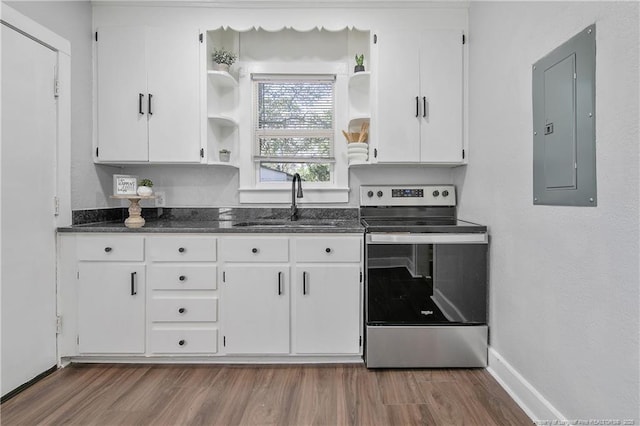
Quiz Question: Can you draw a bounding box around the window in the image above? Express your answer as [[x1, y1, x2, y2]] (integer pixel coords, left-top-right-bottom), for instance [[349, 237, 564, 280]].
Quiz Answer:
[[253, 75, 335, 184]]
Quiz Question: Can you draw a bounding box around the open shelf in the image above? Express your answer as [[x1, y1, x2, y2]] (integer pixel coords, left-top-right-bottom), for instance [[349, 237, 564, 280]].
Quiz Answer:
[[208, 115, 239, 127], [207, 70, 238, 88]]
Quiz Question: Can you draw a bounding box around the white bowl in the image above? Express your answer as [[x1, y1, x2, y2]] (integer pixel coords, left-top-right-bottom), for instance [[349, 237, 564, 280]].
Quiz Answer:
[[348, 142, 368, 149], [347, 147, 369, 154]]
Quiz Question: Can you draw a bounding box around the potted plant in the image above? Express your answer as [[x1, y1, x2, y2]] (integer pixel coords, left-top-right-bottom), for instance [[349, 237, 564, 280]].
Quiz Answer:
[[219, 149, 231, 162], [137, 178, 153, 196], [354, 54, 365, 73], [212, 48, 237, 72]]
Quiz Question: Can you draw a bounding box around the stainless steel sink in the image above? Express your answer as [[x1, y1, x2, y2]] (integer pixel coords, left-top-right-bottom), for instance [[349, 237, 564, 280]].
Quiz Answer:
[[232, 221, 342, 228]]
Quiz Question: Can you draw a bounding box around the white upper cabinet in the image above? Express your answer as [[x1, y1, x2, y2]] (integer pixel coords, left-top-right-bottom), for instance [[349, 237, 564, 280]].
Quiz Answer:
[[96, 26, 201, 163], [374, 29, 465, 164]]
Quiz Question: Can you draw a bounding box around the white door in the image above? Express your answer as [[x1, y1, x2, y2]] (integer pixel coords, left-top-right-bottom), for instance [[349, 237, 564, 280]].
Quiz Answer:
[[374, 30, 421, 163], [1, 24, 58, 395], [294, 265, 361, 354], [147, 27, 201, 163], [96, 26, 148, 162], [223, 265, 289, 354], [77, 263, 146, 353], [419, 29, 464, 163]]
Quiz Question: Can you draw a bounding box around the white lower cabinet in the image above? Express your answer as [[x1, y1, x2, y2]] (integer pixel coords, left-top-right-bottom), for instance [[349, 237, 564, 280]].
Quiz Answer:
[[78, 262, 146, 354], [67, 232, 362, 360], [222, 265, 290, 354], [220, 235, 362, 357], [294, 265, 361, 354], [146, 236, 218, 355]]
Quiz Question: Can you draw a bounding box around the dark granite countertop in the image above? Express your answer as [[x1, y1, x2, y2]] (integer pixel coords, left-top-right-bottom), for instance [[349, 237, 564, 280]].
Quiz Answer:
[[58, 207, 364, 234]]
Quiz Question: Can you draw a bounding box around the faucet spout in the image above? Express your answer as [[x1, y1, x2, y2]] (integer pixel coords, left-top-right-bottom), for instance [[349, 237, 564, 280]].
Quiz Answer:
[[291, 173, 303, 221]]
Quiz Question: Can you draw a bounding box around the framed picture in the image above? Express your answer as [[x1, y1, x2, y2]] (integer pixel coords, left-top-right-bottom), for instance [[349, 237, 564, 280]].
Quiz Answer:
[[113, 174, 138, 196]]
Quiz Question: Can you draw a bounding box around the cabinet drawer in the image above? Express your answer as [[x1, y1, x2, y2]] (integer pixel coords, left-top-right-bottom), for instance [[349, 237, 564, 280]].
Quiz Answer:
[[221, 237, 289, 262], [147, 236, 217, 262], [149, 298, 217, 322], [77, 235, 144, 261], [148, 328, 218, 354], [148, 265, 217, 290], [295, 237, 361, 262]]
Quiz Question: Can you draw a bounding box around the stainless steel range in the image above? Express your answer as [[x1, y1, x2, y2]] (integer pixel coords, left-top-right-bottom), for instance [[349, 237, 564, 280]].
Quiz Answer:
[[361, 185, 488, 368]]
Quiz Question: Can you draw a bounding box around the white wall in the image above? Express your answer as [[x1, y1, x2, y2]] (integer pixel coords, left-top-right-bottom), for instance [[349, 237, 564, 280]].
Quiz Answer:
[[6, 1, 117, 210], [457, 1, 639, 421]]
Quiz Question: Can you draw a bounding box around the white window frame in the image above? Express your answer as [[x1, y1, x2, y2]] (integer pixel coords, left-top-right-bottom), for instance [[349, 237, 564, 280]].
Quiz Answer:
[[238, 62, 350, 204]]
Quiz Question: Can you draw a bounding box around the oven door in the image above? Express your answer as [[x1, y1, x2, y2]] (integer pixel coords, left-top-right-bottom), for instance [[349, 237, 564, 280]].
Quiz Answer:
[[365, 232, 488, 367]]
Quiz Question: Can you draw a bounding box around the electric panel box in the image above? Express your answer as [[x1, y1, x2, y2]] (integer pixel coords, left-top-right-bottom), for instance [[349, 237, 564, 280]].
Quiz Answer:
[[532, 24, 596, 206]]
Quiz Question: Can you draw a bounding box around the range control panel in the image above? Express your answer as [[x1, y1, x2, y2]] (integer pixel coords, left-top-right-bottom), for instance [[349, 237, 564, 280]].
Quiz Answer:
[[360, 185, 456, 207]]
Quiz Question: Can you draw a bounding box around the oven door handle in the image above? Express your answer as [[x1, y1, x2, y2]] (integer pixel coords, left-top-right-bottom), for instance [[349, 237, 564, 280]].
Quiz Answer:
[[367, 233, 487, 244]]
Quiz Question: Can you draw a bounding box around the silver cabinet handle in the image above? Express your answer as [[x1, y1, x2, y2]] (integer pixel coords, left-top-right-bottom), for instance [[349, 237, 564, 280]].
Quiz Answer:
[[302, 271, 308, 295], [423, 97, 429, 119], [278, 271, 283, 295]]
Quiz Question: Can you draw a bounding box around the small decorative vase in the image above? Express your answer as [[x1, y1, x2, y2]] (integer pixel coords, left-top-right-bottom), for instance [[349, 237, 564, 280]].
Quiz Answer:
[[219, 150, 231, 162], [213, 62, 230, 72], [354, 65, 365, 73], [137, 186, 153, 196]]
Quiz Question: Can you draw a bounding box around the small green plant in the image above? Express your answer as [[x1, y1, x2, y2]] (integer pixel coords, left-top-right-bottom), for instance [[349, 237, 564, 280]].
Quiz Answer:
[[139, 178, 153, 188], [355, 54, 364, 66], [212, 48, 237, 66]]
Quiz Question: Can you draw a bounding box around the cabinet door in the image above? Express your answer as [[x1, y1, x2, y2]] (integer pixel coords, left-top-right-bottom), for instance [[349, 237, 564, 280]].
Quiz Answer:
[[294, 265, 361, 354], [222, 265, 289, 354], [147, 27, 201, 163], [374, 30, 421, 163], [420, 29, 464, 163], [96, 26, 148, 162], [78, 263, 145, 353]]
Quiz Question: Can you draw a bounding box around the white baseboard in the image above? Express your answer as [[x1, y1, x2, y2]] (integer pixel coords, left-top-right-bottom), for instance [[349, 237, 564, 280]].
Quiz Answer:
[[487, 347, 566, 423]]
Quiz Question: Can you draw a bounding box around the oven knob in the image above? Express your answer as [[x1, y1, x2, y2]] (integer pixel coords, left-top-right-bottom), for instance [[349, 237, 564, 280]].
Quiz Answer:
[[442, 190, 449, 197], [432, 190, 440, 197], [377, 191, 383, 197], [367, 190, 374, 198]]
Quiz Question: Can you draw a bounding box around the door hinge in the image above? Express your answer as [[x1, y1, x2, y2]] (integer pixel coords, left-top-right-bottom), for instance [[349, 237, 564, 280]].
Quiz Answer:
[[462, 34, 466, 44], [462, 149, 465, 159], [96, 147, 99, 157], [54, 78, 60, 98], [95, 31, 98, 42], [374, 148, 378, 158], [373, 34, 377, 44], [199, 33, 203, 43], [223, 336, 226, 347], [54, 196, 60, 216], [56, 316, 62, 334], [200, 148, 204, 158]]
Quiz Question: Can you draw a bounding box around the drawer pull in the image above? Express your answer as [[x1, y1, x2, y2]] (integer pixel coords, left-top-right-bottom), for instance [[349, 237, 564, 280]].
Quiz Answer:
[[104, 247, 112, 253], [178, 247, 186, 253], [325, 247, 332, 253], [178, 339, 185, 346], [178, 275, 186, 282], [178, 308, 186, 314], [278, 271, 283, 295], [252, 248, 258, 254]]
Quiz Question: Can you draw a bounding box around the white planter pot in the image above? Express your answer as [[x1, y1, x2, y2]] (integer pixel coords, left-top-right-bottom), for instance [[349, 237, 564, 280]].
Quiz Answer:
[[137, 186, 153, 196], [212, 63, 230, 72]]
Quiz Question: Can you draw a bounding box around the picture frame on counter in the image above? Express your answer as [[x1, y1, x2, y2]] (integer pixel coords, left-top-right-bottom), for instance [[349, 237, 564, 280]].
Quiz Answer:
[[113, 174, 138, 196]]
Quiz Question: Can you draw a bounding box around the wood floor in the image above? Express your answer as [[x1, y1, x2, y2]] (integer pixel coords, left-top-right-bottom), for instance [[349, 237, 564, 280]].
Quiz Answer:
[[1, 363, 532, 425]]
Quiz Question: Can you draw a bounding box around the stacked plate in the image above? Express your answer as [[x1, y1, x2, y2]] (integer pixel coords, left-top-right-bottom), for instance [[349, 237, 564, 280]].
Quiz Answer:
[[348, 142, 368, 164]]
